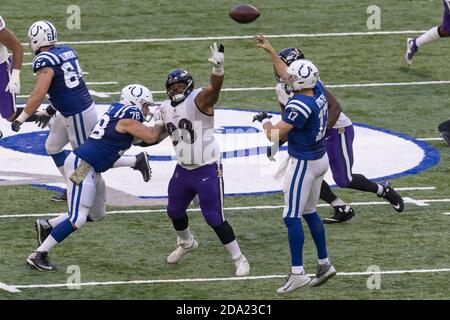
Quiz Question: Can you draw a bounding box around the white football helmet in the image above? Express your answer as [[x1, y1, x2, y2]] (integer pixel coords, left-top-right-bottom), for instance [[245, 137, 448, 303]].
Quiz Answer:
[[28, 21, 57, 53], [120, 84, 155, 120], [283, 59, 319, 91]]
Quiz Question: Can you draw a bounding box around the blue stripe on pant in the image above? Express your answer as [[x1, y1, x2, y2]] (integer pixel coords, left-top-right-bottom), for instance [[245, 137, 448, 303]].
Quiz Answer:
[[286, 160, 301, 218], [294, 161, 308, 218]]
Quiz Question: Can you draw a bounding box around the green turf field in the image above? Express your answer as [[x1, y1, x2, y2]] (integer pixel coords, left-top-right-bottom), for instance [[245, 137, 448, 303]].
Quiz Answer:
[[0, 0, 449, 300]]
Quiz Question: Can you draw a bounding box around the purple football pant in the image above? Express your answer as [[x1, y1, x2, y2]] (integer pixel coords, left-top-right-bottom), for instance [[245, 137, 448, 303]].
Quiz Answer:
[[167, 163, 224, 227], [442, 0, 450, 33], [0, 61, 15, 119], [325, 125, 355, 188]]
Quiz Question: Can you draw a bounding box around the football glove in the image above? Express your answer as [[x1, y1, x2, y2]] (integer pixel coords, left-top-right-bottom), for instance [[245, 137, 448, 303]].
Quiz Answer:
[[11, 120, 21, 132], [208, 42, 224, 75], [5, 69, 20, 94], [252, 111, 272, 123], [34, 106, 56, 129]]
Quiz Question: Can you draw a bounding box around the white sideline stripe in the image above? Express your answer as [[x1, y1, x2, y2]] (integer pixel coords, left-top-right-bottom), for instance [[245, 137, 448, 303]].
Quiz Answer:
[[18, 30, 427, 46], [15, 81, 450, 99], [9, 268, 450, 290], [417, 138, 443, 141], [441, 212, 450, 215], [0, 282, 21, 293], [0, 196, 448, 219]]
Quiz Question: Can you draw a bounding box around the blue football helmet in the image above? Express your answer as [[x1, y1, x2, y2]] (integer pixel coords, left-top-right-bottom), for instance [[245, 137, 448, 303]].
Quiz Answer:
[[165, 69, 194, 106], [274, 47, 305, 83]]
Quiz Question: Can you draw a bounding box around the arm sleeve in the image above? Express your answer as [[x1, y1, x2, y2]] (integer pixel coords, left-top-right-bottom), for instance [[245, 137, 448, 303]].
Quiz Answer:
[[282, 100, 311, 129]]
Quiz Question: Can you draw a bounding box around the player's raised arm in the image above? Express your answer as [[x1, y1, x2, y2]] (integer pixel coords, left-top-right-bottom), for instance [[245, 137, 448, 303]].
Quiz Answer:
[[254, 34, 288, 80], [0, 17, 24, 94], [195, 42, 224, 115], [11, 67, 54, 131]]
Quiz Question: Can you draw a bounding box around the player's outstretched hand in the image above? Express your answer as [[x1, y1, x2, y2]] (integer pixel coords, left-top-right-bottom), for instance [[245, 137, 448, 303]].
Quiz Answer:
[[208, 42, 224, 69], [11, 120, 21, 132], [254, 34, 276, 54], [252, 111, 272, 123]]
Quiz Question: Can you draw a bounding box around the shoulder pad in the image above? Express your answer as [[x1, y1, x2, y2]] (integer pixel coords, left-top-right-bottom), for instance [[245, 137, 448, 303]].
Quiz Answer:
[[32, 51, 62, 72]]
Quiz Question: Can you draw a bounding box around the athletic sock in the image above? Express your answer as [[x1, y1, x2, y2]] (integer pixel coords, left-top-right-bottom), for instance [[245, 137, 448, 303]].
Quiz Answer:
[[48, 213, 69, 228], [331, 198, 346, 207], [320, 180, 338, 204], [224, 240, 242, 260], [113, 155, 137, 168], [303, 212, 327, 260], [284, 217, 304, 267], [37, 219, 75, 252], [348, 174, 379, 193], [416, 26, 441, 47], [291, 266, 304, 274]]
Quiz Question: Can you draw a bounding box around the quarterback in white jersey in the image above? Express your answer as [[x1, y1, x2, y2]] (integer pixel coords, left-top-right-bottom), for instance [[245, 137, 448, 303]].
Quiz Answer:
[[273, 46, 404, 223], [150, 43, 250, 277]]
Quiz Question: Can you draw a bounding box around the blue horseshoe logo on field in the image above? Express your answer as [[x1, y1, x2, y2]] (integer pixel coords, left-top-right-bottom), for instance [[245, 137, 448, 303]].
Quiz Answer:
[[299, 65, 313, 78]]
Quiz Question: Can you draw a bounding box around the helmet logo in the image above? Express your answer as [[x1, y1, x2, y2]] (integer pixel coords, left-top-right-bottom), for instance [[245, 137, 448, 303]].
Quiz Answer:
[[299, 65, 313, 78], [130, 86, 143, 98], [30, 24, 41, 37]]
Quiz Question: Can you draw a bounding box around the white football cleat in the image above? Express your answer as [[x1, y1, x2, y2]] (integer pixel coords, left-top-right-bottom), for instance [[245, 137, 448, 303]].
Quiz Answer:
[[234, 254, 250, 277], [277, 272, 311, 295], [166, 236, 198, 264]]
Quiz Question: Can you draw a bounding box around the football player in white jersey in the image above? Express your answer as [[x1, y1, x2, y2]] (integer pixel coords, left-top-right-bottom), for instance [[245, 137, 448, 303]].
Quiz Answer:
[[0, 15, 25, 139], [264, 41, 404, 223], [148, 43, 250, 277]]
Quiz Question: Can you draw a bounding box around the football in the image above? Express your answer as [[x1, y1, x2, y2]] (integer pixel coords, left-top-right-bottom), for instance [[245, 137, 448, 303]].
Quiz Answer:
[[229, 4, 260, 24]]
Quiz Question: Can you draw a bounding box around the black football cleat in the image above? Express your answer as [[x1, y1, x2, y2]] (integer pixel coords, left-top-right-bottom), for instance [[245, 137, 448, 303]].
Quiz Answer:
[[134, 152, 152, 182], [50, 190, 67, 202], [379, 181, 404, 212], [35, 219, 53, 246], [323, 205, 355, 224], [26, 251, 57, 271]]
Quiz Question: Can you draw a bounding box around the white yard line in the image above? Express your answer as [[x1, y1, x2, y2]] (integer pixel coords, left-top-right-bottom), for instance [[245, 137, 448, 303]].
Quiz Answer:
[[0, 282, 21, 293], [417, 138, 443, 141], [85, 82, 118, 85], [5, 268, 449, 292], [15, 80, 450, 99], [18, 30, 427, 46], [0, 195, 447, 219], [395, 187, 435, 191], [442, 212, 450, 215]]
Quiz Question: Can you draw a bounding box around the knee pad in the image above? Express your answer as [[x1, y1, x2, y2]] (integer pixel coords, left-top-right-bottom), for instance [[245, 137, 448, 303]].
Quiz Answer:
[[171, 214, 189, 231], [212, 220, 235, 245]]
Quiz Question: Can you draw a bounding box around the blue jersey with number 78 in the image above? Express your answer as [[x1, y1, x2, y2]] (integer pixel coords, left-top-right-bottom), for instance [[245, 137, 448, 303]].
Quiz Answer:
[[32, 45, 93, 116], [74, 103, 144, 172], [282, 80, 328, 160]]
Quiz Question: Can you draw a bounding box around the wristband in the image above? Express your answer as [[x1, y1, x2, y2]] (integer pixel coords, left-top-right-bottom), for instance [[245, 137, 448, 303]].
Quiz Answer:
[[16, 110, 31, 124], [212, 66, 224, 76]]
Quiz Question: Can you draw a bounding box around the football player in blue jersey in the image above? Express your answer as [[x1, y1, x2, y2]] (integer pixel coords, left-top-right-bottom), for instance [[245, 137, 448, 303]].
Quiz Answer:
[[11, 21, 150, 202], [27, 84, 161, 271], [254, 34, 337, 294], [271, 46, 404, 224]]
